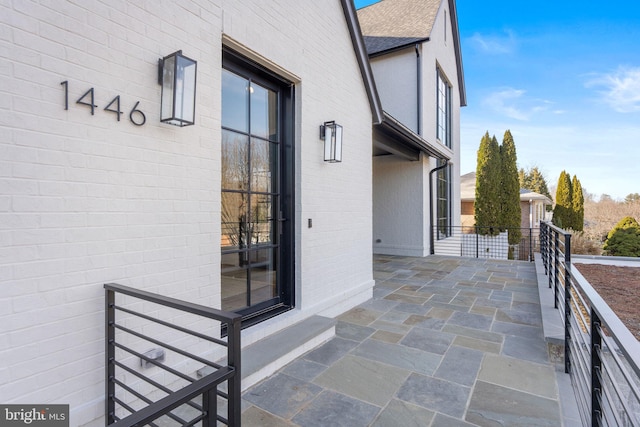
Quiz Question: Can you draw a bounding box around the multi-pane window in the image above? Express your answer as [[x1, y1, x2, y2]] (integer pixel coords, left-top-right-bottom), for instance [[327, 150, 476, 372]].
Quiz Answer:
[[437, 69, 452, 148], [221, 49, 294, 321], [437, 161, 452, 239]]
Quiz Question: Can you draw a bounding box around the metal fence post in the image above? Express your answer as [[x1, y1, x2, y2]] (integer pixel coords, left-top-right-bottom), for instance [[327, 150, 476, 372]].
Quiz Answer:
[[226, 316, 242, 427], [475, 226, 479, 258], [591, 309, 602, 427], [544, 224, 549, 270], [564, 232, 572, 374], [554, 231, 560, 307], [529, 227, 533, 261], [202, 387, 217, 427], [105, 288, 116, 426]]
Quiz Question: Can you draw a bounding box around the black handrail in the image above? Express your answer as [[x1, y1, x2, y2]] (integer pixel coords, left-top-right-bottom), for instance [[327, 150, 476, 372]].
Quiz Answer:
[[539, 222, 640, 427], [105, 283, 242, 426]]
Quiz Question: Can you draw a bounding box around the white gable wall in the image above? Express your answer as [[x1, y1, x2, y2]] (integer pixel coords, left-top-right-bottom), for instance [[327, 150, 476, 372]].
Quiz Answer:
[[220, 0, 375, 323], [420, 0, 462, 229], [0, 1, 373, 424], [370, 0, 462, 257], [370, 48, 419, 133]]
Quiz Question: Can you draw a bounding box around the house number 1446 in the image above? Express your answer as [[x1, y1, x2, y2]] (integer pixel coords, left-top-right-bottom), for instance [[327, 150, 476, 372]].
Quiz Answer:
[[60, 81, 146, 126]]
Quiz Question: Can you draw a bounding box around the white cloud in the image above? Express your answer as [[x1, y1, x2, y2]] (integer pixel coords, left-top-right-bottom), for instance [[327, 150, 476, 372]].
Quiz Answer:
[[467, 30, 517, 55], [585, 67, 640, 113], [482, 88, 550, 121]]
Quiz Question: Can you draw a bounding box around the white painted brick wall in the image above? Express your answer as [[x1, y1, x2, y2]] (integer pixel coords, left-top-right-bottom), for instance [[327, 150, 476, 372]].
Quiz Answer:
[[1, 0, 374, 425], [421, 0, 462, 225], [1, 1, 223, 425], [369, 0, 463, 257]]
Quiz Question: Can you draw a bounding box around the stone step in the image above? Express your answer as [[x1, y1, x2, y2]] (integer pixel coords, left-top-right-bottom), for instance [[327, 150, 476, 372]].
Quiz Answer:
[[197, 315, 336, 391], [534, 254, 565, 367]]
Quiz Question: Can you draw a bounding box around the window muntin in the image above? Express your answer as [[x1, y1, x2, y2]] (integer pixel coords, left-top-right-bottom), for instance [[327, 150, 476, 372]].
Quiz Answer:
[[220, 52, 293, 320], [437, 162, 452, 239], [437, 69, 452, 148]]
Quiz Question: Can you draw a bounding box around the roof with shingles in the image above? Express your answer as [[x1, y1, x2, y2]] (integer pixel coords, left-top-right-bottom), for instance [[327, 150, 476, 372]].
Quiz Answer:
[[363, 35, 428, 55], [357, 0, 441, 54], [356, 0, 466, 105], [357, 0, 442, 39]]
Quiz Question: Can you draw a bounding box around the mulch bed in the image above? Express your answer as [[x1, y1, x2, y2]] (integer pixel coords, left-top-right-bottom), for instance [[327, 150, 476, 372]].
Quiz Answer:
[[575, 264, 640, 341]]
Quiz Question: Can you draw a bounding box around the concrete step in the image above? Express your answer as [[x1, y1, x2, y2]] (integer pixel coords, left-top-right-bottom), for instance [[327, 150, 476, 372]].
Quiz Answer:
[[197, 315, 336, 391]]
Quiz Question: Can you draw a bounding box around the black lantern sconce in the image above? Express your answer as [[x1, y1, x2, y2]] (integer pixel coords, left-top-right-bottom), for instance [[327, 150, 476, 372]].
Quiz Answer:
[[319, 121, 343, 162], [158, 50, 197, 127]]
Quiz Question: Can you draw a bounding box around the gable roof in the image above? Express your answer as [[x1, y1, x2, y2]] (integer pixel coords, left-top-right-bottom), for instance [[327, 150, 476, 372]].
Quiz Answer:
[[340, 0, 451, 160], [340, 0, 384, 124], [357, 0, 442, 40], [356, 0, 466, 106]]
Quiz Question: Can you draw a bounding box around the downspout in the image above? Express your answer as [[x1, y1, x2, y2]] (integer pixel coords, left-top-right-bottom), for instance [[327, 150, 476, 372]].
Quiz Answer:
[[415, 43, 422, 135], [429, 159, 449, 254]]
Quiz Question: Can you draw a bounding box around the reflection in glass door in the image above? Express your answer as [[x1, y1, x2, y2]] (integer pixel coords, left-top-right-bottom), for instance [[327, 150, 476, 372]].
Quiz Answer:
[[221, 52, 292, 322]]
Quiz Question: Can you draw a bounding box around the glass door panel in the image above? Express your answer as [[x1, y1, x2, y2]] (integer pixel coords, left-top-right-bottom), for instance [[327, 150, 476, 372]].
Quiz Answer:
[[221, 64, 286, 318]]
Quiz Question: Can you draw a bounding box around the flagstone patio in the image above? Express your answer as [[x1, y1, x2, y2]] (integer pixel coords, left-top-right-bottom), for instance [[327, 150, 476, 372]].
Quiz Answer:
[[240, 255, 581, 426]]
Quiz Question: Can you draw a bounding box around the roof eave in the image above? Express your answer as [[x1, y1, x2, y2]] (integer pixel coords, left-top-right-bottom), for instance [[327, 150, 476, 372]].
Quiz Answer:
[[368, 37, 430, 58], [377, 111, 452, 160], [448, 0, 467, 106], [340, 0, 384, 124]]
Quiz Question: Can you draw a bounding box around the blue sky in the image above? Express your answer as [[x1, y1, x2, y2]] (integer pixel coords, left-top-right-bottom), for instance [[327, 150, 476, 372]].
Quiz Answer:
[[355, 0, 640, 200]]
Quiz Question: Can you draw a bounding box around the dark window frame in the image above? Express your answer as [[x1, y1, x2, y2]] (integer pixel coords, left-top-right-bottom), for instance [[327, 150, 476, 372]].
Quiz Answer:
[[436, 162, 452, 240], [221, 47, 295, 328], [436, 68, 452, 149]]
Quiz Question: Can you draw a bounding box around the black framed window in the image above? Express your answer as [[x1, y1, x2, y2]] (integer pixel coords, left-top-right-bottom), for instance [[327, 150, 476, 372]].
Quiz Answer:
[[437, 69, 452, 148], [437, 161, 452, 239], [221, 48, 294, 326]]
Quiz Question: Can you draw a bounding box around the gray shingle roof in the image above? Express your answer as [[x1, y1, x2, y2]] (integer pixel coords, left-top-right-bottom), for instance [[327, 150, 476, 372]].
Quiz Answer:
[[357, 0, 442, 41], [363, 35, 428, 55]]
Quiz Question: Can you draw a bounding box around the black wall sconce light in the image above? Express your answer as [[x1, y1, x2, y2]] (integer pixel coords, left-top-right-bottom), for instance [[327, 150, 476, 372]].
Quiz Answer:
[[158, 50, 197, 127], [319, 121, 343, 162]]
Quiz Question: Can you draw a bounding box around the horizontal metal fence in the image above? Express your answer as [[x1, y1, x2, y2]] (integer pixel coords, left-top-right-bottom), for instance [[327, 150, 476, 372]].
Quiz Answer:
[[105, 283, 242, 426], [540, 222, 640, 427], [432, 226, 538, 261]]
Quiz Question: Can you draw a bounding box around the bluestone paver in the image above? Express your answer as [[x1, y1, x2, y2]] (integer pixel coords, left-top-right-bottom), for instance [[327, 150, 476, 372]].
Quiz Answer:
[[240, 255, 575, 426]]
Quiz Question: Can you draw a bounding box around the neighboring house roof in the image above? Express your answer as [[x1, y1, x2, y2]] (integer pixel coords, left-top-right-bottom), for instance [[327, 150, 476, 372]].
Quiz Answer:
[[356, 0, 466, 106], [460, 172, 553, 204], [341, 0, 450, 161], [520, 188, 553, 204]]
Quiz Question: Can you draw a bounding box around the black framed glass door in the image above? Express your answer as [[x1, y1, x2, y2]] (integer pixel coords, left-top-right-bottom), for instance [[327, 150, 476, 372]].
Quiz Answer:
[[221, 49, 294, 324]]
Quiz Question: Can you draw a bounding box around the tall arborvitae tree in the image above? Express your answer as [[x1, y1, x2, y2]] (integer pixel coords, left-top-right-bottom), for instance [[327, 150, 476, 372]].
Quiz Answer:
[[553, 171, 573, 228], [500, 130, 521, 244], [475, 132, 501, 235], [571, 175, 584, 231]]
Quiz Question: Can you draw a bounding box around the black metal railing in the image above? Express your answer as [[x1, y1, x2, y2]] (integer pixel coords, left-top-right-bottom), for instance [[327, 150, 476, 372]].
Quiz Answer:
[[540, 222, 640, 427], [432, 226, 538, 261], [105, 283, 242, 426]]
